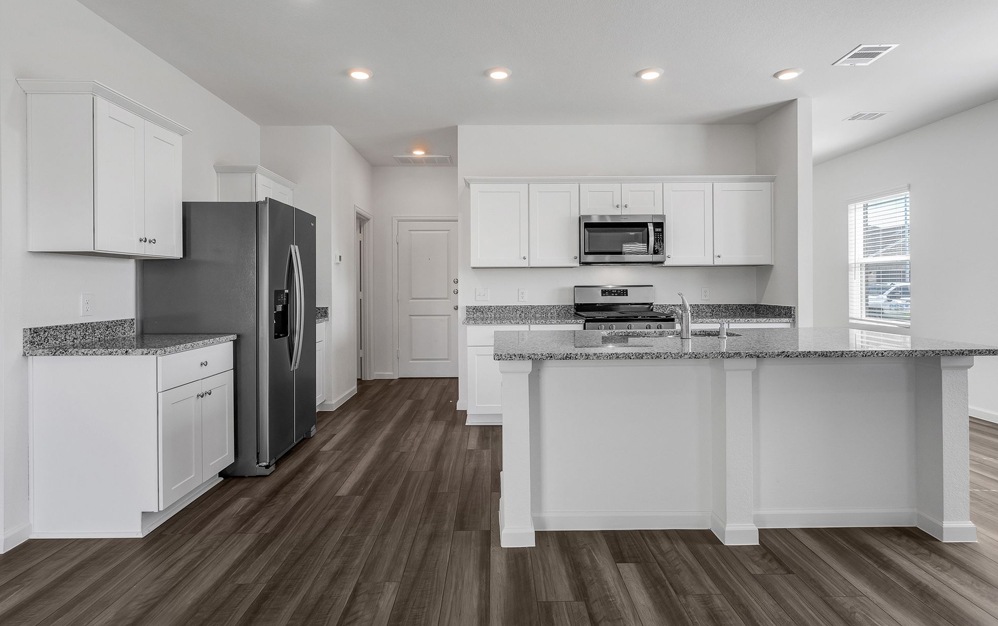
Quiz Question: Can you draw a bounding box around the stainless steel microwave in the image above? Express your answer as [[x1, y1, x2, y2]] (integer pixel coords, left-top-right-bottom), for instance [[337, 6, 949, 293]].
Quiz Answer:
[[579, 214, 665, 264]]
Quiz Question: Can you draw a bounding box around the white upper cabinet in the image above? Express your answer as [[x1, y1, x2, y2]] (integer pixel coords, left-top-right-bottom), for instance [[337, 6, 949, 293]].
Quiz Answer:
[[581, 183, 663, 215], [216, 165, 296, 205], [470, 184, 529, 267], [663, 183, 714, 266], [528, 184, 579, 267], [713, 182, 774, 265], [621, 183, 664, 215], [580, 184, 622, 215], [20, 80, 188, 259]]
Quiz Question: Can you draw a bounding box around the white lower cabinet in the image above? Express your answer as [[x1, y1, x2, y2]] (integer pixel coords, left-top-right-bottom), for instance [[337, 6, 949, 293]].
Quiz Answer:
[[158, 369, 234, 510], [316, 321, 326, 406], [30, 341, 234, 538], [466, 324, 579, 423]]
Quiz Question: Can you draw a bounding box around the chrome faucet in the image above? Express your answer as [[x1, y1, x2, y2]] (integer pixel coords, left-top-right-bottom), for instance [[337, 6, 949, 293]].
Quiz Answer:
[[677, 292, 692, 339]]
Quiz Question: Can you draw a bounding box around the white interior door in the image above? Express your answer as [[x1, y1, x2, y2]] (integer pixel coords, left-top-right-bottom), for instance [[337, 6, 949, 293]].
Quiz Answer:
[[397, 220, 458, 377]]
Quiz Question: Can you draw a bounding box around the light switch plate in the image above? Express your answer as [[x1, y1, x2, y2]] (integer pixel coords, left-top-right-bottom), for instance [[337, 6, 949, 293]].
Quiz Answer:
[[517, 288, 528, 302], [475, 288, 490, 301]]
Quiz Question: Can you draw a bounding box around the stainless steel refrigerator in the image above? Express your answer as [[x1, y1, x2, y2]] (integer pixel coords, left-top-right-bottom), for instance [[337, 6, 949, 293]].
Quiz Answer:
[[140, 199, 316, 476]]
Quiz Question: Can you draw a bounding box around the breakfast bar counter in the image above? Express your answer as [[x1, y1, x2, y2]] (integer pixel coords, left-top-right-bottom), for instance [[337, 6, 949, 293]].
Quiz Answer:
[[494, 327, 998, 548]]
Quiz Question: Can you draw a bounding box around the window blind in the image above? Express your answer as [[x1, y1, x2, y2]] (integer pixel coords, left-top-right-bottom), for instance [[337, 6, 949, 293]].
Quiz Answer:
[[848, 191, 910, 327]]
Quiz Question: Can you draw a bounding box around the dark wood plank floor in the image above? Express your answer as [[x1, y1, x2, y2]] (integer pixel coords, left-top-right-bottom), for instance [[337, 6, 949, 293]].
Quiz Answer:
[[3, 378, 998, 625]]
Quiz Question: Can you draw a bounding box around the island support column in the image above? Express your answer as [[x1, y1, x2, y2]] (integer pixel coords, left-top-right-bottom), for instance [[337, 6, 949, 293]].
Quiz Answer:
[[497, 360, 536, 547], [711, 358, 760, 545], [915, 356, 977, 542]]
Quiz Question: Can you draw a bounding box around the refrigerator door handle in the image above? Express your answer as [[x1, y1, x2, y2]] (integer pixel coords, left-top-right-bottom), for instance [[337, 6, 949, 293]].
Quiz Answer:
[[290, 244, 305, 371]]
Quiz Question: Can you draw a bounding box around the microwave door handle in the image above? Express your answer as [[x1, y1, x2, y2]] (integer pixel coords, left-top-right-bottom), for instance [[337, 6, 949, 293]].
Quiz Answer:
[[648, 223, 654, 254]]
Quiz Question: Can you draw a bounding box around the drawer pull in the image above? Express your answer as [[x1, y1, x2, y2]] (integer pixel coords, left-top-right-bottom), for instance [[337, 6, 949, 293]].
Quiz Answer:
[[200, 361, 208, 367], [206, 389, 212, 396], [197, 392, 204, 399]]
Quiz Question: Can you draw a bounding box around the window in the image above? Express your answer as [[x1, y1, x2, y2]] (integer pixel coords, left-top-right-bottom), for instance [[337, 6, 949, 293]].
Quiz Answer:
[[848, 190, 910, 327]]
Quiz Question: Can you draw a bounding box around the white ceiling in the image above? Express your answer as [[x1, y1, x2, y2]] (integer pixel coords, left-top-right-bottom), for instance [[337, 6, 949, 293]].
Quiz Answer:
[[77, 0, 998, 166]]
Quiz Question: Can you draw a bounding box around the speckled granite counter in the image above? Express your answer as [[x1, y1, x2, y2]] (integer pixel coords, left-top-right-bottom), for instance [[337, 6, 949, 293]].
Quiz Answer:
[[316, 307, 329, 322], [493, 327, 998, 361], [23, 318, 235, 356], [465, 304, 794, 326], [24, 333, 236, 357]]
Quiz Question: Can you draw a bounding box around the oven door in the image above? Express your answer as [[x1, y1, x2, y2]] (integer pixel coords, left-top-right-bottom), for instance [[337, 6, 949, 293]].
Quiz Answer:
[[579, 215, 665, 264]]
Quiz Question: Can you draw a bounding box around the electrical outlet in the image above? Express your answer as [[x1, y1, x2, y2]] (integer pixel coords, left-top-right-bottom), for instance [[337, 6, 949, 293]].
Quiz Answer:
[[701, 288, 710, 301], [517, 288, 527, 302], [81, 292, 94, 317], [475, 288, 490, 301]]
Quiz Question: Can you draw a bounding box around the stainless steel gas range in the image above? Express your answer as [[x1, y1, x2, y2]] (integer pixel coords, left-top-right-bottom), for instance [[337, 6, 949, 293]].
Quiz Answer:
[[574, 285, 678, 330]]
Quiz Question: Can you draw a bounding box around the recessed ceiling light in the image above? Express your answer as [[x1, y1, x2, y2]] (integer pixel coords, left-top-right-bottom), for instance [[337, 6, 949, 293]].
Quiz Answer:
[[349, 68, 372, 80], [486, 67, 511, 80], [411, 148, 426, 156], [773, 68, 803, 80], [637, 67, 664, 80]]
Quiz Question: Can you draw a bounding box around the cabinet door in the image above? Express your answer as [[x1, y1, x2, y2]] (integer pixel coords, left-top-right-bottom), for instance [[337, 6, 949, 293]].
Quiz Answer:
[[470, 184, 528, 267], [158, 380, 202, 510], [580, 184, 621, 215], [713, 182, 773, 265], [467, 346, 503, 414], [528, 184, 579, 267], [143, 123, 183, 258], [273, 183, 293, 206], [621, 183, 663, 215], [200, 370, 235, 478], [663, 183, 714, 265], [94, 98, 144, 255], [255, 175, 274, 201]]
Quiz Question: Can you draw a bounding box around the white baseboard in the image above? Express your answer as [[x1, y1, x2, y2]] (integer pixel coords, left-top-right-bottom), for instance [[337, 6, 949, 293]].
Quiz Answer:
[[917, 512, 978, 542], [2, 522, 32, 553], [710, 515, 760, 545], [456, 399, 467, 410], [372, 372, 395, 380], [970, 406, 998, 424], [755, 508, 917, 529], [534, 511, 710, 531], [318, 386, 357, 412], [466, 414, 502, 426]]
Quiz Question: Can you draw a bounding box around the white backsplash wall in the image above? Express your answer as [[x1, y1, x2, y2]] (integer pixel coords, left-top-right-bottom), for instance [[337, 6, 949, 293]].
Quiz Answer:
[[0, 0, 261, 551]]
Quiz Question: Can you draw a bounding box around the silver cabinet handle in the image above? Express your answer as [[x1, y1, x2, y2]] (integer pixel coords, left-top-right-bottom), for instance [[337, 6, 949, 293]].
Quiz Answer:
[[716, 254, 721, 258], [453, 289, 458, 294], [667, 255, 672, 259], [615, 204, 620, 209], [522, 256, 526, 260], [453, 278, 458, 284], [197, 392, 204, 399], [200, 361, 208, 366], [206, 389, 212, 396], [453, 305, 458, 311], [624, 203, 628, 209], [138, 237, 147, 243], [149, 238, 157, 244], [573, 255, 578, 259]]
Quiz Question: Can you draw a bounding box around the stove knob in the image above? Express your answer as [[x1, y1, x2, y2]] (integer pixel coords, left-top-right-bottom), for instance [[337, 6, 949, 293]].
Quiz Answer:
[[645, 324, 652, 329], [598, 324, 605, 330], [656, 324, 663, 329], [626, 324, 633, 330]]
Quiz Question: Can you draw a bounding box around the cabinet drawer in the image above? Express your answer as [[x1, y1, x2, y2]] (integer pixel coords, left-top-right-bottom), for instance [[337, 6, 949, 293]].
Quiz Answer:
[[158, 342, 233, 391], [467, 325, 528, 347]]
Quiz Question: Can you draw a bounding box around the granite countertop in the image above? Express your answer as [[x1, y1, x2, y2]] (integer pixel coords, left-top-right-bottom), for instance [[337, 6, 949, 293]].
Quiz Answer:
[[316, 306, 329, 322], [24, 333, 237, 357], [492, 327, 998, 361], [464, 304, 795, 326]]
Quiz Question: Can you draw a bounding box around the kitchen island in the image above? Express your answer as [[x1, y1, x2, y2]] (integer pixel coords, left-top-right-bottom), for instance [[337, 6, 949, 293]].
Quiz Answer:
[[494, 327, 998, 548]]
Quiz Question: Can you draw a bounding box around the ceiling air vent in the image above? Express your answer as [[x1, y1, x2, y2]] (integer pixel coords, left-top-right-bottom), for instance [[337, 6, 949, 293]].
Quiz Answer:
[[845, 112, 888, 121], [833, 44, 899, 66], [392, 154, 452, 166]]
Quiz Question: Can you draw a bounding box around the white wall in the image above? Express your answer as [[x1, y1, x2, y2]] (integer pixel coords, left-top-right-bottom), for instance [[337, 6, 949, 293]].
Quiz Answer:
[[262, 126, 373, 409], [755, 99, 814, 325], [370, 166, 459, 378], [813, 97, 998, 422], [0, 0, 261, 551]]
